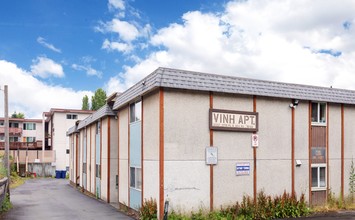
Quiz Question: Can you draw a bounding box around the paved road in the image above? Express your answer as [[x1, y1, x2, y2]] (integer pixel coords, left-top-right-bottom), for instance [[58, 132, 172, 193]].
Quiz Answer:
[[0, 178, 133, 220]]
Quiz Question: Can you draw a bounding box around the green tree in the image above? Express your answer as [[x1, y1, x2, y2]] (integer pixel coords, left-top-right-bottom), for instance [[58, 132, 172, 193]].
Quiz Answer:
[[11, 111, 25, 119], [91, 88, 107, 111], [82, 95, 89, 110], [350, 158, 355, 202]]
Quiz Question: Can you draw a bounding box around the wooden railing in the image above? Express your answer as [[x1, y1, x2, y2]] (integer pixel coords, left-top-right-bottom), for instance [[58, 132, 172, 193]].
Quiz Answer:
[[0, 177, 8, 206], [9, 150, 55, 163], [0, 141, 42, 150], [0, 127, 22, 135]]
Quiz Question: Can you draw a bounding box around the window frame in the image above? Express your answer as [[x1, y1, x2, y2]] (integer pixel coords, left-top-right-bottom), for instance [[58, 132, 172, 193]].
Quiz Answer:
[[129, 166, 142, 191], [130, 100, 142, 123], [311, 102, 327, 125], [311, 163, 327, 191]]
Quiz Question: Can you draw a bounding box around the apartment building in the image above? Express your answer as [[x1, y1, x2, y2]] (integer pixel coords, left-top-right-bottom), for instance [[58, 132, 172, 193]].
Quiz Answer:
[[68, 67, 355, 218], [44, 108, 94, 172]]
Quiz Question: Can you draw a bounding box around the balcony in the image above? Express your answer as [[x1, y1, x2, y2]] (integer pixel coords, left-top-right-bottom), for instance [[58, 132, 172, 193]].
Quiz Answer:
[[9, 149, 55, 163], [0, 127, 23, 136], [0, 141, 42, 150]]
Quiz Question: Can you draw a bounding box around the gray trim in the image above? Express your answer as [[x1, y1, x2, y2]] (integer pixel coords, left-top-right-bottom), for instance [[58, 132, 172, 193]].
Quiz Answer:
[[113, 67, 355, 110], [77, 104, 116, 130]]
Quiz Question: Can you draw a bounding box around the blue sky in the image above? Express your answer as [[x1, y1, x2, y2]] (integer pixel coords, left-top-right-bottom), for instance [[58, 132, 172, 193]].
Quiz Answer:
[[0, 0, 355, 118]]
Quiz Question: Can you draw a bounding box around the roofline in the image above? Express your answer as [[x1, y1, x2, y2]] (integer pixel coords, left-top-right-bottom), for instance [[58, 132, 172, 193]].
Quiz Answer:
[[0, 118, 42, 123]]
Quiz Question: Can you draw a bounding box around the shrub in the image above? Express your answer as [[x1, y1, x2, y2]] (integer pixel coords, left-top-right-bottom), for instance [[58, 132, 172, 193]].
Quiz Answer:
[[140, 198, 158, 220], [0, 193, 12, 213]]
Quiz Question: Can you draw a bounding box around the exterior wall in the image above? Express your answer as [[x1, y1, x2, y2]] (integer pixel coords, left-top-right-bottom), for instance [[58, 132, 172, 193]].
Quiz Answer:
[[101, 118, 108, 202], [52, 112, 91, 171], [164, 90, 210, 212], [213, 93, 254, 207], [344, 105, 355, 196], [22, 121, 43, 142], [294, 101, 310, 200], [329, 104, 342, 196], [143, 92, 159, 202], [118, 107, 129, 206], [257, 98, 292, 195], [90, 123, 96, 194], [110, 117, 118, 204]]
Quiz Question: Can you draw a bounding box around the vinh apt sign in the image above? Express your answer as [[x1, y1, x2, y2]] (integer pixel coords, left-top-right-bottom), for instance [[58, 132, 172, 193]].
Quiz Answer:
[[209, 109, 258, 132]]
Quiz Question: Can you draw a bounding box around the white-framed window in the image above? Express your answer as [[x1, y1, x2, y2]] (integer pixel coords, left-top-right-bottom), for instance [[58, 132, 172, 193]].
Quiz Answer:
[[0, 122, 4, 126], [130, 167, 142, 190], [311, 102, 326, 125], [25, 137, 36, 142], [66, 114, 78, 120], [23, 123, 36, 130], [9, 137, 19, 142], [0, 135, 4, 142], [130, 100, 142, 123], [311, 164, 326, 190], [9, 122, 19, 128]]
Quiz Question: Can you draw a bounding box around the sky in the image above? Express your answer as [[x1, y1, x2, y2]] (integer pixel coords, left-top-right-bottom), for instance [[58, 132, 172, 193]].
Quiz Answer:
[[0, 0, 355, 118]]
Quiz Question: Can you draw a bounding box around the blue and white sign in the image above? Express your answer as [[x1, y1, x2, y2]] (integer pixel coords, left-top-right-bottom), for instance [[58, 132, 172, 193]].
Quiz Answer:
[[236, 162, 250, 176]]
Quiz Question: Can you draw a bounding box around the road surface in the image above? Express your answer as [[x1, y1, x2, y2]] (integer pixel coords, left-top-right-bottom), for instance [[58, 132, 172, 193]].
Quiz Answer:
[[0, 178, 133, 220]]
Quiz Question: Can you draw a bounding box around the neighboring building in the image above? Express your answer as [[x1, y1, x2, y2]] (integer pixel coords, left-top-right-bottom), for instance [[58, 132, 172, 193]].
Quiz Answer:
[[44, 108, 94, 172], [0, 118, 43, 150], [68, 67, 355, 219]]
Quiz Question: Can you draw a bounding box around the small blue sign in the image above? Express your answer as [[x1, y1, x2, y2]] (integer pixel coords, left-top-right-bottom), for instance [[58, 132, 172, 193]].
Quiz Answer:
[[236, 162, 250, 176]]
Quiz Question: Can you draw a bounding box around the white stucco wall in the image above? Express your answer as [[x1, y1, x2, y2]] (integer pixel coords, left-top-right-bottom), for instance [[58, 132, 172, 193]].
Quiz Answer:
[[294, 101, 310, 201], [213, 93, 254, 207], [118, 107, 129, 205], [143, 91, 159, 202], [344, 105, 355, 196], [329, 104, 342, 196], [164, 90, 210, 212], [257, 97, 292, 195]]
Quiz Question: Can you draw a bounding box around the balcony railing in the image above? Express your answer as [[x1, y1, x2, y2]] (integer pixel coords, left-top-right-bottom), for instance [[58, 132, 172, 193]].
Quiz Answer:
[[8, 149, 55, 163], [0, 141, 42, 150], [0, 127, 23, 136]]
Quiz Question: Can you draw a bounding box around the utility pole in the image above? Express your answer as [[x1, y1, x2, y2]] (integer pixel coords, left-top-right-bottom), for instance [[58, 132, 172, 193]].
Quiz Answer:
[[4, 85, 10, 192]]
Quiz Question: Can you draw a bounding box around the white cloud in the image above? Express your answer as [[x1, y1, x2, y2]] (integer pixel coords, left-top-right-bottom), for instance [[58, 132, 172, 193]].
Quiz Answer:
[[71, 64, 103, 78], [108, 0, 125, 11], [102, 39, 132, 53], [30, 57, 64, 78], [106, 0, 355, 92], [97, 18, 139, 42], [37, 37, 61, 53], [0, 60, 92, 118]]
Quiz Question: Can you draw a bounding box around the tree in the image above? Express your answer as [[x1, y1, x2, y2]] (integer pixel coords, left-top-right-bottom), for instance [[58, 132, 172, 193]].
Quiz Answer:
[[11, 111, 25, 119], [91, 88, 107, 111], [82, 95, 89, 110]]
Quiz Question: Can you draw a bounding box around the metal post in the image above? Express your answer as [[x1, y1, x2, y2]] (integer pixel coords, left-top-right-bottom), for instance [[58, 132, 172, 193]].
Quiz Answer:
[[4, 85, 10, 194]]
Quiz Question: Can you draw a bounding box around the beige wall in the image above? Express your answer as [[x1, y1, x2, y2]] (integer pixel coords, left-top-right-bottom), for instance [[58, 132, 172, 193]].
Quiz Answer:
[[101, 118, 108, 202], [118, 107, 129, 205], [329, 104, 342, 196], [110, 117, 119, 204], [143, 91, 159, 201], [344, 105, 355, 196], [294, 101, 310, 200], [213, 93, 254, 207], [164, 90, 210, 212]]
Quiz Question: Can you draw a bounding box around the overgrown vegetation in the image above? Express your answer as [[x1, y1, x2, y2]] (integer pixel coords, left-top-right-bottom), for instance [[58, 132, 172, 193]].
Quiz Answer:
[[0, 193, 12, 213], [349, 159, 355, 203], [139, 191, 310, 220], [139, 198, 158, 220]]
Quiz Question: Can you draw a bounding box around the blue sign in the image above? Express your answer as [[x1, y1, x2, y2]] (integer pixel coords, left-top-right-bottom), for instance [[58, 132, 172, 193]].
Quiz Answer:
[[236, 162, 250, 176]]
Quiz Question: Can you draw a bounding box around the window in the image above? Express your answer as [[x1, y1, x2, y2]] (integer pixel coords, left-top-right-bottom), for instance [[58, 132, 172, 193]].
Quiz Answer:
[[83, 163, 87, 174], [311, 164, 326, 190], [66, 149, 70, 154], [95, 164, 101, 178], [311, 102, 326, 124], [9, 137, 19, 142], [0, 122, 4, 126], [130, 167, 142, 190], [66, 114, 78, 120], [25, 137, 36, 142], [96, 121, 100, 134], [23, 123, 36, 130], [130, 101, 142, 123], [0, 136, 4, 141], [9, 122, 19, 128]]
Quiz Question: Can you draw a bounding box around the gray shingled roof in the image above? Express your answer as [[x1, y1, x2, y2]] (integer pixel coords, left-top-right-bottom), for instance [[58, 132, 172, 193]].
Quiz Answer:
[[113, 67, 355, 110], [67, 125, 78, 136], [76, 104, 116, 130]]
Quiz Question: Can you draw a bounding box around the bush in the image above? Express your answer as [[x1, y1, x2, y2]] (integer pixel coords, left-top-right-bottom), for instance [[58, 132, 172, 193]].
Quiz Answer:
[[0, 193, 12, 213], [140, 198, 158, 220]]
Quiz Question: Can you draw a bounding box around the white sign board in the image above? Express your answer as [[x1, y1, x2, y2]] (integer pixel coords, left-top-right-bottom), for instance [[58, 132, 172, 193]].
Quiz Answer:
[[236, 162, 250, 176], [251, 134, 259, 147], [205, 147, 218, 165]]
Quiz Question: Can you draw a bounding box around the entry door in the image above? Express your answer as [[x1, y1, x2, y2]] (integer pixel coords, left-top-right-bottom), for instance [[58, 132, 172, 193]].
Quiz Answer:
[[95, 121, 101, 198]]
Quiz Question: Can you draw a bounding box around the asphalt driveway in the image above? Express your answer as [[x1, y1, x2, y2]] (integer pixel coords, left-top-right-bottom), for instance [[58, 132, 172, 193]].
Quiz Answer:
[[0, 178, 133, 220]]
